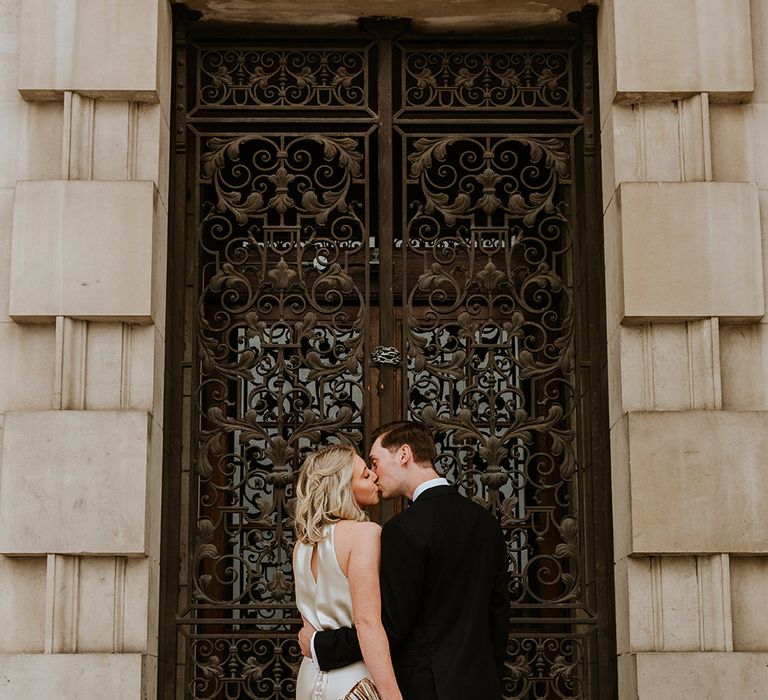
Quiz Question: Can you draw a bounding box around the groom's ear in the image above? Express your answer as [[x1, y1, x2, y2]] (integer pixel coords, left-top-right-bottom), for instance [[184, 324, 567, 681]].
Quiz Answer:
[[399, 444, 413, 466]]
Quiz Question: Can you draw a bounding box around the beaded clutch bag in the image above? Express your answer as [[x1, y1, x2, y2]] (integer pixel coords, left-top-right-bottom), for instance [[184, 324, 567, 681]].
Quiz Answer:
[[341, 677, 381, 700]]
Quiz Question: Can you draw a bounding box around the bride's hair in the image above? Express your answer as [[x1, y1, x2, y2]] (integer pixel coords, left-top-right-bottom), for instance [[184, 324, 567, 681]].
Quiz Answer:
[[294, 444, 368, 545]]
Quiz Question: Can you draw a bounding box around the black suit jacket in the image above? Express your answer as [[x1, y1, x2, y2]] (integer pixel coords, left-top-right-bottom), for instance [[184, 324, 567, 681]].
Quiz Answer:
[[314, 485, 509, 700]]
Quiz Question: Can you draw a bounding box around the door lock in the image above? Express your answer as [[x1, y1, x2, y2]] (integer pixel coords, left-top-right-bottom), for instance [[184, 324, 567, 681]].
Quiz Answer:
[[371, 346, 402, 366]]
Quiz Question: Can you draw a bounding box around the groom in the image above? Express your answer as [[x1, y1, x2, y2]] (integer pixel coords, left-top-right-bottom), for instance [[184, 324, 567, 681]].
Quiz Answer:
[[298, 421, 509, 700]]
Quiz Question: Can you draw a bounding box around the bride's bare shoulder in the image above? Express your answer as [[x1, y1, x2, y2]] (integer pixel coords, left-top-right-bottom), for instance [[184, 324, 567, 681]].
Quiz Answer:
[[335, 520, 381, 542]]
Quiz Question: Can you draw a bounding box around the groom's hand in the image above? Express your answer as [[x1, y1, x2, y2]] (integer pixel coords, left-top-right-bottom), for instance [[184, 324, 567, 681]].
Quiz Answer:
[[298, 620, 317, 658]]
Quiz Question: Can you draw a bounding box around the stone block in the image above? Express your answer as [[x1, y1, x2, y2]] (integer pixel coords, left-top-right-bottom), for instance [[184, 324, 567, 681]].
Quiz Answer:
[[55, 320, 162, 413], [136, 104, 171, 208], [762, 190, 768, 320], [9, 180, 160, 322], [609, 415, 631, 560], [730, 556, 768, 651], [753, 0, 768, 103], [0, 100, 64, 186], [47, 555, 150, 653], [596, 0, 616, 126], [152, 197, 168, 333], [145, 418, 164, 563], [0, 410, 151, 555], [612, 0, 754, 102], [91, 100, 131, 180], [0, 322, 56, 410], [16, 101, 64, 180], [0, 0, 20, 54], [0, 49, 19, 102], [0, 188, 12, 323], [0, 555, 46, 652], [617, 653, 638, 700], [0, 653, 144, 699], [81, 322, 125, 410], [602, 98, 710, 201], [619, 411, 768, 555], [616, 182, 763, 323], [63, 100, 170, 199], [629, 652, 768, 699], [616, 555, 731, 654], [18, 0, 167, 102], [0, 100, 23, 188], [710, 104, 768, 187], [602, 194, 624, 331], [608, 320, 720, 425], [720, 324, 768, 411]]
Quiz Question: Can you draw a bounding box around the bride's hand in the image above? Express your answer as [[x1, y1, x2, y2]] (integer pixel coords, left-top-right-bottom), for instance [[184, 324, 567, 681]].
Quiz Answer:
[[298, 618, 317, 658]]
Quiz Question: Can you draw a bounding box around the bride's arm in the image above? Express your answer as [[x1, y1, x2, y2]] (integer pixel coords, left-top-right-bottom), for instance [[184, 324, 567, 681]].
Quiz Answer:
[[347, 522, 403, 700]]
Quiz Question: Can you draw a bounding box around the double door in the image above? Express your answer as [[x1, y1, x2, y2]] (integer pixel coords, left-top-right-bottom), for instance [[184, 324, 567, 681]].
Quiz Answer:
[[167, 13, 614, 699]]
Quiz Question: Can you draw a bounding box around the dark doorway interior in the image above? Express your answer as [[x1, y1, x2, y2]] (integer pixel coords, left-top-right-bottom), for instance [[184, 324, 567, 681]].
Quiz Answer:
[[159, 8, 615, 699]]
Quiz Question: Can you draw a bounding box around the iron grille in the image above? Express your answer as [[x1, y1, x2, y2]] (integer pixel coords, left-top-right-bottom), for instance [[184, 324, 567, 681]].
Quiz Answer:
[[162, 9, 615, 699]]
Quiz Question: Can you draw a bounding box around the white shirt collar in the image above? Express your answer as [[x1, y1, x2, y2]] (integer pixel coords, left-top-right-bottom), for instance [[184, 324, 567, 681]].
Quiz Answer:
[[412, 477, 449, 501]]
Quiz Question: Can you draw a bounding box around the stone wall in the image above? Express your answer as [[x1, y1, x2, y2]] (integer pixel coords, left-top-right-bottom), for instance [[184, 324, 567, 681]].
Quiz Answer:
[[599, 0, 768, 696], [1, 0, 767, 698], [0, 0, 172, 698]]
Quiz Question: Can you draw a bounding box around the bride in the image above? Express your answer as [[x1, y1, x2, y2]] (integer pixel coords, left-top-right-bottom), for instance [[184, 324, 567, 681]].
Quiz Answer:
[[293, 445, 402, 700]]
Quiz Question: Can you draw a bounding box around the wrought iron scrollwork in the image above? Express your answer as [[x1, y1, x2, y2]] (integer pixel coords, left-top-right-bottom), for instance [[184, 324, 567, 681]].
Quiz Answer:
[[400, 48, 573, 111], [400, 130, 584, 676], [178, 32, 608, 700], [198, 47, 370, 109], [186, 127, 370, 698], [403, 132, 578, 592]]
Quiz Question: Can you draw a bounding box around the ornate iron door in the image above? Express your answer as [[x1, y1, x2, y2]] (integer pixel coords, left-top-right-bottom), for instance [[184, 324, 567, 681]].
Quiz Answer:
[[162, 9, 615, 700]]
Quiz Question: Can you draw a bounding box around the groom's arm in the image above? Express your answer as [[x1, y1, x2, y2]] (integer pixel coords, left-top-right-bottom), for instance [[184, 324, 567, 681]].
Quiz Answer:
[[312, 627, 363, 671]]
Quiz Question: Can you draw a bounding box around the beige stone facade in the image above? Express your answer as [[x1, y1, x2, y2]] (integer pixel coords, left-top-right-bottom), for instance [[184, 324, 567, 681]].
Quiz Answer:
[[0, 0, 766, 698], [0, 0, 170, 697]]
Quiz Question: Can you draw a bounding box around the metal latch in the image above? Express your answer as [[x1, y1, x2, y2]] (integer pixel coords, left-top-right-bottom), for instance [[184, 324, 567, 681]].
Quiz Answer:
[[371, 346, 402, 365]]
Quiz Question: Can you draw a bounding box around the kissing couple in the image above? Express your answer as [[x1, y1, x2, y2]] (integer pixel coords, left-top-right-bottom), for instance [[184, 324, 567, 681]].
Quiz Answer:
[[293, 421, 509, 700]]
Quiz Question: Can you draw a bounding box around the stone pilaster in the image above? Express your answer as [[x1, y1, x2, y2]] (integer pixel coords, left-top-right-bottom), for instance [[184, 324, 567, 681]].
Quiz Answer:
[[0, 0, 172, 697], [599, 1, 768, 697]]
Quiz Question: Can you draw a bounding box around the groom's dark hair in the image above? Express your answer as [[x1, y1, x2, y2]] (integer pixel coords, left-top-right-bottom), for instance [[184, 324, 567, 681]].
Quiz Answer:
[[372, 421, 437, 468]]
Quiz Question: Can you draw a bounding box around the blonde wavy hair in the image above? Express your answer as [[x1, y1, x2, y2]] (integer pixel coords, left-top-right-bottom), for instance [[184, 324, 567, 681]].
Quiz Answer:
[[294, 445, 369, 545]]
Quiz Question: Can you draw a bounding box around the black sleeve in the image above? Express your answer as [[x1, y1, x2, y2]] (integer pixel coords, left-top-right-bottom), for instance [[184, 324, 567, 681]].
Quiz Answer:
[[380, 518, 426, 648], [489, 525, 510, 683], [313, 627, 363, 671]]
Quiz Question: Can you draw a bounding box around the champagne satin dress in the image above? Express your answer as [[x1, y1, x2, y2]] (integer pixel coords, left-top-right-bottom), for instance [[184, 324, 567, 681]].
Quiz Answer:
[[294, 524, 371, 700]]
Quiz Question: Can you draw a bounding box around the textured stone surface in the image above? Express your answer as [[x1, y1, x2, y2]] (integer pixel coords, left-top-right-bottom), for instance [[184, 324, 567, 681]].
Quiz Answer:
[[18, 0, 167, 101], [9, 180, 159, 321], [0, 410, 151, 554], [607, 320, 721, 426], [632, 652, 768, 699], [616, 182, 763, 322], [0, 555, 46, 652], [617, 411, 768, 556], [753, 0, 768, 103], [615, 555, 731, 654], [730, 557, 768, 651], [0, 321, 56, 410], [612, 0, 754, 101], [720, 324, 768, 411], [602, 96, 710, 208], [47, 555, 150, 653], [710, 104, 768, 187], [0, 653, 144, 699], [183, 0, 586, 31]]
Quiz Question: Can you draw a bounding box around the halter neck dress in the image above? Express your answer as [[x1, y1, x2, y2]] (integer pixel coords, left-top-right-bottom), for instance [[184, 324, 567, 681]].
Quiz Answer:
[[294, 523, 371, 700]]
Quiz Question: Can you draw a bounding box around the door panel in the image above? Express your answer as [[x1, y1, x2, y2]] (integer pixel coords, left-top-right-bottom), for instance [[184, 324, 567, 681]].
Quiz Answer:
[[166, 12, 614, 699]]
